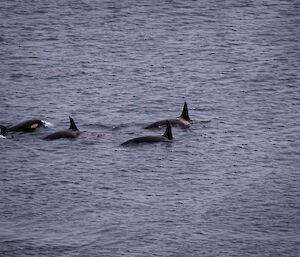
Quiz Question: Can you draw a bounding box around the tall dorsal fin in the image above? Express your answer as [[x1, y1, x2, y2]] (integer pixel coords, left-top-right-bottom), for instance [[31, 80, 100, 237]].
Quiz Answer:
[[69, 116, 78, 131], [179, 101, 190, 121], [162, 120, 173, 140], [0, 125, 9, 135]]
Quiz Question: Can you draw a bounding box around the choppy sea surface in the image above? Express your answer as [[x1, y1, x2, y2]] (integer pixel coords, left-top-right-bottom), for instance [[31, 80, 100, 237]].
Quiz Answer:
[[0, 0, 299, 256]]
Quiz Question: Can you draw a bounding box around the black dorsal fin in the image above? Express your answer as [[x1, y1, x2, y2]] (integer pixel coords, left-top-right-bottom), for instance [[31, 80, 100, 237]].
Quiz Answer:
[[179, 101, 190, 121], [0, 125, 9, 135], [163, 120, 173, 140], [69, 116, 78, 131]]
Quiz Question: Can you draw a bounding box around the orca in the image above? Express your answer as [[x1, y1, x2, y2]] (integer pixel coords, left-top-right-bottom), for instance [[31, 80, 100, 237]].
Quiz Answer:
[[43, 116, 80, 140], [121, 120, 173, 146], [0, 119, 44, 135], [144, 102, 191, 129]]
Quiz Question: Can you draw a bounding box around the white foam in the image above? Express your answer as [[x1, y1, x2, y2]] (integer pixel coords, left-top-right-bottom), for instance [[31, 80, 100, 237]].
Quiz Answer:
[[42, 120, 54, 128], [0, 135, 6, 139]]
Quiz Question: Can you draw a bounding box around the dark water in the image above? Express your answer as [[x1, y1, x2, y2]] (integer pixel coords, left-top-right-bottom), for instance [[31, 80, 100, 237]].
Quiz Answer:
[[1, 0, 299, 256]]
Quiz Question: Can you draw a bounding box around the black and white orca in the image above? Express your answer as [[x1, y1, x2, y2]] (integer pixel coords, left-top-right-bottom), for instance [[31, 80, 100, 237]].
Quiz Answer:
[[0, 119, 44, 135], [144, 102, 190, 129], [43, 116, 80, 140], [121, 120, 173, 146]]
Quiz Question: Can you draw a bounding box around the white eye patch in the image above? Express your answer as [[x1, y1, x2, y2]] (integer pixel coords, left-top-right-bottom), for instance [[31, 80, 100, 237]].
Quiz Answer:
[[31, 123, 39, 129]]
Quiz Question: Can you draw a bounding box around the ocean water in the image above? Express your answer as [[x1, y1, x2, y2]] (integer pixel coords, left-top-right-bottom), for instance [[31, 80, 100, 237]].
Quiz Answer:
[[0, 0, 299, 256]]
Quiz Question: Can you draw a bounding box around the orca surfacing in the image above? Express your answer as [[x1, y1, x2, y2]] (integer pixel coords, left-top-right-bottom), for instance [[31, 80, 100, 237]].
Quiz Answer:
[[0, 119, 44, 135], [43, 116, 80, 140], [121, 120, 173, 146], [144, 102, 191, 129]]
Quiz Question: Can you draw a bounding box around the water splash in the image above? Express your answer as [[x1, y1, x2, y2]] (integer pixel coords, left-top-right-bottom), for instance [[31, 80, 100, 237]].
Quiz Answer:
[[42, 120, 54, 128]]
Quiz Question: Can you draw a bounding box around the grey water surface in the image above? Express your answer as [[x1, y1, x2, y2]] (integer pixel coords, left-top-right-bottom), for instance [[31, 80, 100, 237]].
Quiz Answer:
[[1, 0, 299, 256]]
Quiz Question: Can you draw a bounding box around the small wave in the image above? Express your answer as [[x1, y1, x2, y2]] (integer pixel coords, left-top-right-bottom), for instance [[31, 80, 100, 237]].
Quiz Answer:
[[42, 120, 54, 128], [0, 135, 6, 139]]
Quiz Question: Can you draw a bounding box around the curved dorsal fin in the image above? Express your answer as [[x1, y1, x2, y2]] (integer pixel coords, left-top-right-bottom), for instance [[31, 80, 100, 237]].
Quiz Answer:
[[179, 101, 190, 121], [162, 120, 173, 140], [69, 116, 78, 131]]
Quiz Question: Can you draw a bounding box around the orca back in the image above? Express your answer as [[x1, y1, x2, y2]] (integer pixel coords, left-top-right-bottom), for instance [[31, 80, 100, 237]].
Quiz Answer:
[[43, 116, 80, 140]]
